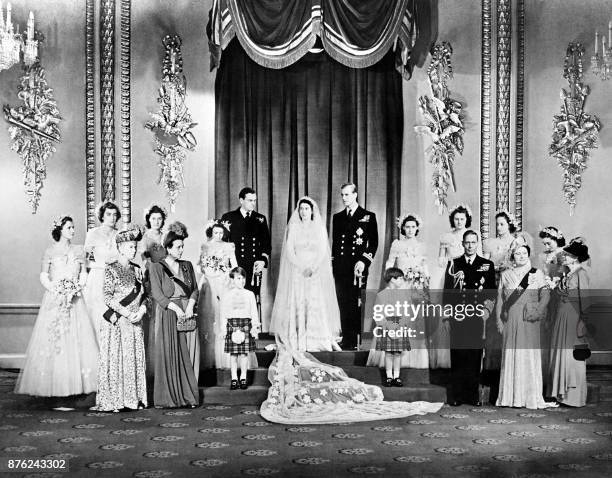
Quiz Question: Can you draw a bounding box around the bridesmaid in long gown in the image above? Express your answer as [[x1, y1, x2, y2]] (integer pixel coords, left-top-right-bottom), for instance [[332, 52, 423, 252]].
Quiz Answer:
[[483, 211, 520, 373], [84, 201, 120, 343], [197, 220, 238, 369], [138, 204, 167, 378], [95, 224, 147, 412], [547, 238, 590, 407], [495, 244, 555, 409], [429, 204, 480, 369], [538, 226, 566, 383], [15, 216, 98, 404], [368, 213, 429, 369], [149, 222, 199, 408]]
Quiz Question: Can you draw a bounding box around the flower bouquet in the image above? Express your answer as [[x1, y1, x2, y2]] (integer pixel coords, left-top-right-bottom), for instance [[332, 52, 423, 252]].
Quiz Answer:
[[48, 278, 81, 352], [202, 255, 229, 274], [404, 266, 430, 289]]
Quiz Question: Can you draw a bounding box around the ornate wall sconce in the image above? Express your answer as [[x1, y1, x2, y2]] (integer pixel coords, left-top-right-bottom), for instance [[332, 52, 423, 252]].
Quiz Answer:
[[3, 36, 62, 214], [0, 3, 38, 71], [415, 42, 465, 214], [591, 22, 612, 80], [549, 42, 601, 215], [145, 34, 197, 212]]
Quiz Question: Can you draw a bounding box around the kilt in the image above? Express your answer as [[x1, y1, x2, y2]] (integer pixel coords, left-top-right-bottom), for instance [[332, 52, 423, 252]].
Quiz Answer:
[[375, 316, 411, 353], [224, 317, 256, 354]]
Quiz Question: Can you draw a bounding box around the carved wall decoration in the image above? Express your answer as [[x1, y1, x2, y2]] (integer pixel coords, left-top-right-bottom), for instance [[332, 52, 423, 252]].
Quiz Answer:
[[100, 0, 116, 202], [119, 0, 131, 222], [3, 56, 62, 213], [480, 0, 492, 240], [549, 42, 601, 215], [495, 0, 511, 213], [514, 0, 525, 231], [415, 42, 465, 214], [85, 0, 96, 230], [145, 35, 197, 211]]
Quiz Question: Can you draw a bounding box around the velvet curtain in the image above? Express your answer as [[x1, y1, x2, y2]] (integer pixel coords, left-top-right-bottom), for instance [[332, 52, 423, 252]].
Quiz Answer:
[[208, 0, 437, 78], [215, 40, 403, 328]]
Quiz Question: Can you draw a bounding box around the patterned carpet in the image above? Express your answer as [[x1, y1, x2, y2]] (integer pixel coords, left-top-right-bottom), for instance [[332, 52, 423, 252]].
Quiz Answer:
[[1, 370, 611, 478]]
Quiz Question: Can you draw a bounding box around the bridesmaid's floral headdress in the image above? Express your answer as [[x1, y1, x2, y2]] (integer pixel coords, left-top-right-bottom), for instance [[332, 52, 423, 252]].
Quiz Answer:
[[495, 209, 517, 228], [205, 219, 231, 232], [143, 203, 168, 222], [450, 202, 473, 218], [52, 214, 70, 229], [396, 212, 423, 230], [539, 225, 564, 241]]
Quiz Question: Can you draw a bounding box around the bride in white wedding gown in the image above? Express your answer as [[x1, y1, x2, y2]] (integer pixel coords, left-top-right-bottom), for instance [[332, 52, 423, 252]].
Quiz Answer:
[[269, 197, 341, 352], [261, 196, 443, 424]]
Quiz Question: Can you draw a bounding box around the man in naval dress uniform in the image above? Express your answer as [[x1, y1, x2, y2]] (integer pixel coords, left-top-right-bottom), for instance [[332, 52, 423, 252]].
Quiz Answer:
[[332, 183, 378, 349], [443, 230, 496, 406], [220, 187, 271, 299]]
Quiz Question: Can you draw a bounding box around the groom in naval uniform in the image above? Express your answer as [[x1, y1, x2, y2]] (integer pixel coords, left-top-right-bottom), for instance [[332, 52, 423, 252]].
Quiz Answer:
[[443, 229, 496, 406], [220, 187, 271, 298], [332, 183, 378, 349]]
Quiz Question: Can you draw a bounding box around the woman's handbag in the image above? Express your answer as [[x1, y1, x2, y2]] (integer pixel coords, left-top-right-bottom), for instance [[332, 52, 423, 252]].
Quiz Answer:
[[159, 262, 197, 332], [177, 313, 197, 332], [573, 274, 591, 361]]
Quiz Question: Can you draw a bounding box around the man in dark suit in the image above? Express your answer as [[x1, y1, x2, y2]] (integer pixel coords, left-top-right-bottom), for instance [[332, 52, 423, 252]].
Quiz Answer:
[[220, 187, 271, 298], [332, 183, 378, 349], [443, 229, 496, 406]]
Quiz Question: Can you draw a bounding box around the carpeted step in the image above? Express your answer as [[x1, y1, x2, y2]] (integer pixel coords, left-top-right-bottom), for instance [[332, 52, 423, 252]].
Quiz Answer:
[[216, 368, 271, 386], [214, 366, 430, 386], [597, 384, 612, 401], [202, 385, 269, 405], [201, 383, 447, 405], [380, 384, 447, 402], [341, 366, 430, 384], [255, 350, 371, 367]]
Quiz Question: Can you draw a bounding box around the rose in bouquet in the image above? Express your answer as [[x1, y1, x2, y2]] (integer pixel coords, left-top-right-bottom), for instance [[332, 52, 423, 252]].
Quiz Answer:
[[404, 265, 430, 289], [203, 255, 229, 274], [48, 278, 81, 352]]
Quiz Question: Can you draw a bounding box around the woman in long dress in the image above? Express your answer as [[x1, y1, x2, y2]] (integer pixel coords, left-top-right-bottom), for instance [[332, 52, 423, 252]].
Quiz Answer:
[[429, 204, 480, 368], [483, 211, 532, 372], [138, 204, 167, 378], [15, 216, 98, 402], [368, 213, 429, 369], [495, 244, 555, 409], [84, 201, 120, 342], [538, 226, 566, 383], [547, 238, 590, 407], [95, 224, 147, 412], [198, 220, 237, 369], [149, 222, 199, 408], [269, 197, 342, 352]]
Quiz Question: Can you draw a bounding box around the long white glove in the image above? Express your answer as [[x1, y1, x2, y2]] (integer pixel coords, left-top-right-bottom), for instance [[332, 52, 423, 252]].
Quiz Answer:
[[39, 272, 54, 292]]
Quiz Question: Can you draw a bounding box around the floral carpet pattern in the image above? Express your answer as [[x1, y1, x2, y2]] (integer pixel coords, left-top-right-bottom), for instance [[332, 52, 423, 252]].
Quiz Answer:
[[0, 371, 611, 477]]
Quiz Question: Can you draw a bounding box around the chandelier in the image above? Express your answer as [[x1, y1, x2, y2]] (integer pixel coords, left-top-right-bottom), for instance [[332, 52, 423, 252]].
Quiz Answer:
[[591, 21, 612, 80], [0, 3, 37, 71]]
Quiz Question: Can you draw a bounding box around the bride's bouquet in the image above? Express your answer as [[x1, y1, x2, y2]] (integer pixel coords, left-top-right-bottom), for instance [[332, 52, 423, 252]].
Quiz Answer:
[[404, 265, 430, 289]]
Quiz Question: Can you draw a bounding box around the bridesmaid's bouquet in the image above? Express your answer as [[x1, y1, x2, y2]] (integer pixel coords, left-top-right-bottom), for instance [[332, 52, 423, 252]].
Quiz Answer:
[[404, 265, 430, 288], [53, 278, 81, 316], [203, 255, 229, 273], [48, 278, 81, 351]]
